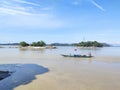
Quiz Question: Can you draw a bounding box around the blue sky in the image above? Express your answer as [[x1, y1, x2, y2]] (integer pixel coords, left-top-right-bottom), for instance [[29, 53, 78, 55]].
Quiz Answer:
[[0, 0, 120, 44]]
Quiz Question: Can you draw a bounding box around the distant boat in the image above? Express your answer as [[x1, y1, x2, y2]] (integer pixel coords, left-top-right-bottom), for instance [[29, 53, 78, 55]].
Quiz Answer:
[[61, 54, 93, 58]]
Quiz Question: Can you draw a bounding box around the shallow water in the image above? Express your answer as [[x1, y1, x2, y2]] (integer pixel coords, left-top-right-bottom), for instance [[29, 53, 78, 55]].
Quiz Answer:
[[0, 46, 120, 90]]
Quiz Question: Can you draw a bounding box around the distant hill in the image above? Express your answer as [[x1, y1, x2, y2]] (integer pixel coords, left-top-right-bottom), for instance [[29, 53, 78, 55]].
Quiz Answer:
[[50, 43, 77, 46], [101, 43, 111, 47], [110, 44, 120, 47], [0, 43, 19, 45]]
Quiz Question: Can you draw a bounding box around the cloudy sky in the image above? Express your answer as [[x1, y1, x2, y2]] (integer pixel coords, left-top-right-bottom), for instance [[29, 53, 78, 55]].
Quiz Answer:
[[0, 0, 120, 44]]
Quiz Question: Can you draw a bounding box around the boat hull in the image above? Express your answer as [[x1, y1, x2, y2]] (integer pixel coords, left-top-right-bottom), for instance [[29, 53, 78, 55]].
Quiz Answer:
[[61, 54, 93, 58]]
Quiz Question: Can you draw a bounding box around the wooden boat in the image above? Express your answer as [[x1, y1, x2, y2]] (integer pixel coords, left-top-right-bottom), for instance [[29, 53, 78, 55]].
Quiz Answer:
[[61, 54, 93, 58]]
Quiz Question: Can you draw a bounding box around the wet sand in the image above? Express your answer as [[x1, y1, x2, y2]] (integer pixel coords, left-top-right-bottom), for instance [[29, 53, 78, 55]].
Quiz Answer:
[[0, 47, 120, 90]]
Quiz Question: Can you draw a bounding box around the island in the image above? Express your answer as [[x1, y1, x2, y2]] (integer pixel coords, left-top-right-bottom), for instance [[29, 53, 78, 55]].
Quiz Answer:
[[19, 41, 56, 49], [77, 41, 110, 47]]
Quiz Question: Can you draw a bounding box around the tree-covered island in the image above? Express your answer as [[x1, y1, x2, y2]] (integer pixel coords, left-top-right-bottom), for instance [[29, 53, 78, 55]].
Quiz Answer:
[[77, 41, 108, 47], [19, 41, 46, 47]]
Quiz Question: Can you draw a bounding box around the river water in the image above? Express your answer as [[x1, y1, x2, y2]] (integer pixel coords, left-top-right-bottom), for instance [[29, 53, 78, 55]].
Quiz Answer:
[[0, 46, 120, 90]]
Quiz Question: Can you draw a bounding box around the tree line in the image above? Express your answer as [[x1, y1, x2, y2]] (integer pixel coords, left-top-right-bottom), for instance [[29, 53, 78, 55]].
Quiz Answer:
[[19, 41, 110, 47], [77, 41, 104, 47], [19, 41, 46, 47]]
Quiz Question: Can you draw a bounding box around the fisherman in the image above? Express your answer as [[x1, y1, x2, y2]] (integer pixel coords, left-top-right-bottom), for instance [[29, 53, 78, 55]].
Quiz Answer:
[[88, 52, 92, 57], [74, 48, 78, 57]]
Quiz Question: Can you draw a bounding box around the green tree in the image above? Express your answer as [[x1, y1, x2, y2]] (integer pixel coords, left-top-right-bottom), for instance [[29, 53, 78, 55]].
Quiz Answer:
[[19, 41, 29, 47], [30, 41, 46, 47], [37, 41, 46, 47], [31, 42, 37, 46], [77, 41, 103, 47]]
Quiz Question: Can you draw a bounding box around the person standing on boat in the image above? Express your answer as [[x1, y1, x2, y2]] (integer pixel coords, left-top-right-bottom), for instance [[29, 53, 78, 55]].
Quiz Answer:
[[74, 48, 78, 56], [88, 52, 92, 57]]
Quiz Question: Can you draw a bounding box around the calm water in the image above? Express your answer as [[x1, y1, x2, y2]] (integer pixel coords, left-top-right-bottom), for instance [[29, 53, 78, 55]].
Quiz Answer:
[[0, 46, 120, 90], [1, 46, 120, 58], [0, 46, 120, 65]]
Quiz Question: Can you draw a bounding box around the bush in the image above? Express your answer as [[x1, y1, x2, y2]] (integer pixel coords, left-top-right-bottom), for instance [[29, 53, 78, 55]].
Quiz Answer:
[[19, 41, 29, 47], [30, 41, 46, 47]]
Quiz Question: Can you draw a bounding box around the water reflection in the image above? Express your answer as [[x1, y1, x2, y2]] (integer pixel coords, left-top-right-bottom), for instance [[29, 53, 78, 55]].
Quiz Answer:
[[19, 47, 46, 54]]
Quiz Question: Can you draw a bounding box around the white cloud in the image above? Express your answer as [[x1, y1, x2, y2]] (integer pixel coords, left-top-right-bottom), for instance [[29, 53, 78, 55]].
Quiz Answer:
[[71, 0, 105, 11], [91, 0, 105, 12], [0, 12, 64, 29], [0, 7, 32, 15], [0, 0, 64, 29], [0, 0, 43, 16], [12, 0, 40, 6], [0, 1, 32, 15]]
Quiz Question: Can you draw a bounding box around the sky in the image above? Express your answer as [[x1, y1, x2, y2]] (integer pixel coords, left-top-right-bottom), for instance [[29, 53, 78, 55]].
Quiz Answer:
[[0, 0, 120, 44]]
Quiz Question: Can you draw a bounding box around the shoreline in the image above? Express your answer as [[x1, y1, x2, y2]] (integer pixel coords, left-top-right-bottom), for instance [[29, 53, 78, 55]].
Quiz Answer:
[[20, 46, 57, 50]]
